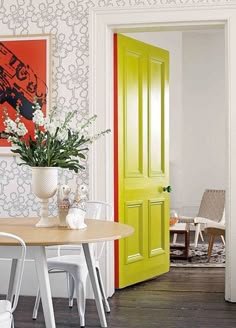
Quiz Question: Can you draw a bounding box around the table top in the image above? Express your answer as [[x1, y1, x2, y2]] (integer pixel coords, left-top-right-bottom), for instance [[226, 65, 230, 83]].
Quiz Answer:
[[169, 222, 189, 232], [0, 218, 134, 246]]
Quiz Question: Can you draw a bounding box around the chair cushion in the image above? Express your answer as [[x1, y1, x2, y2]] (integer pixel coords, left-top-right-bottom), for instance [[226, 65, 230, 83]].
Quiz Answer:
[[47, 254, 87, 272], [47, 254, 89, 281], [205, 221, 225, 229], [0, 300, 12, 327], [194, 216, 225, 225], [48, 254, 86, 265]]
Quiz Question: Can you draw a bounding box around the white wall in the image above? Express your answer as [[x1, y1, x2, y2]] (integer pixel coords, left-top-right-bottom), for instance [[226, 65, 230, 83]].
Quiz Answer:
[[125, 29, 226, 216], [182, 30, 226, 213]]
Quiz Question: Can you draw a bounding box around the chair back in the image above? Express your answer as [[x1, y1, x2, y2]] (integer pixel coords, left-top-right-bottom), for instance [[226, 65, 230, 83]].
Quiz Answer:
[[85, 202, 103, 220], [0, 232, 26, 314], [86, 201, 112, 220], [85, 201, 113, 260], [197, 189, 225, 223]]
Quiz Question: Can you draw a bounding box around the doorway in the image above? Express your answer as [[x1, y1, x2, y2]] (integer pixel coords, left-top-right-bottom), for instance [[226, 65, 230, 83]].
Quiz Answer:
[[123, 28, 226, 234], [89, 6, 236, 302]]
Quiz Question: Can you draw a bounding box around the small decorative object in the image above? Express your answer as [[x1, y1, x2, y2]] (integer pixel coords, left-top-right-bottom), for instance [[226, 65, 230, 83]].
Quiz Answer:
[[170, 209, 179, 226], [3, 99, 110, 227], [32, 167, 58, 227], [66, 184, 88, 230], [58, 184, 71, 227]]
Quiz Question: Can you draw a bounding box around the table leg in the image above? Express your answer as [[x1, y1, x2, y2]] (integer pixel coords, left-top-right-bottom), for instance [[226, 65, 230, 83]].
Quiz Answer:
[[83, 243, 107, 328], [33, 246, 56, 328], [7, 258, 18, 302], [185, 229, 190, 258]]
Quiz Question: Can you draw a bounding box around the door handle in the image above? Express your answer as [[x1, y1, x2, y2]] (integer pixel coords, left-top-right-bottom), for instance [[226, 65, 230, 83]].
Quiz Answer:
[[163, 185, 172, 193]]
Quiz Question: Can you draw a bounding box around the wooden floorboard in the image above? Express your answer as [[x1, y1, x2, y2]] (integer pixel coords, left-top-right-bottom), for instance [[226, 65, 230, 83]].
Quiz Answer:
[[11, 267, 236, 328]]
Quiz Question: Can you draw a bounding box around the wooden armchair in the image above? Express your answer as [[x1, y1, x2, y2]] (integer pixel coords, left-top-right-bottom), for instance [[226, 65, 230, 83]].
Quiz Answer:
[[178, 189, 225, 248]]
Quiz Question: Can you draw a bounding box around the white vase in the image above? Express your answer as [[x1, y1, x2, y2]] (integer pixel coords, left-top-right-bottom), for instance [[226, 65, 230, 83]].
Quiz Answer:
[[32, 167, 58, 227]]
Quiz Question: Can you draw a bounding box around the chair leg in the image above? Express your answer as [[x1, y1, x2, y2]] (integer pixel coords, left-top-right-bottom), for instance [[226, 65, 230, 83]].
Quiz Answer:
[[221, 235, 225, 245], [199, 229, 204, 242], [67, 272, 74, 308], [32, 288, 40, 320], [7, 259, 18, 303], [75, 280, 87, 328], [96, 267, 110, 313], [207, 234, 215, 262], [194, 223, 201, 248]]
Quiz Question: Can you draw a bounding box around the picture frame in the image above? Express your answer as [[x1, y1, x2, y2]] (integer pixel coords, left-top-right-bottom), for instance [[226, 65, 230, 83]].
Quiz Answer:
[[0, 34, 51, 155]]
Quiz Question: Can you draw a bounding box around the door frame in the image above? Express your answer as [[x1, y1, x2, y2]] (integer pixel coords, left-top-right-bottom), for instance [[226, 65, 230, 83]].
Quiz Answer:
[[89, 4, 236, 301]]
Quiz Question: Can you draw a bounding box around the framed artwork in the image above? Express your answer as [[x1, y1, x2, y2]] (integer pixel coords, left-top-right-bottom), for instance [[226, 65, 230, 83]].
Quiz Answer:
[[0, 34, 51, 154]]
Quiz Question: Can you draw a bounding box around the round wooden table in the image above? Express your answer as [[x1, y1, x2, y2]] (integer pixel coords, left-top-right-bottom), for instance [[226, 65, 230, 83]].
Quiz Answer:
[[0, 217, 134, 328]]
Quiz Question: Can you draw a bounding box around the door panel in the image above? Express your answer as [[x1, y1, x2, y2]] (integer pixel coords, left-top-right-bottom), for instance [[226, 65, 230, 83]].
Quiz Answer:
[[148, 58, 165, 176], [115, 34, 170, 288], [125, 49, 144, 177], [125, 201, 144, 263], [148, 199, 166, 257]]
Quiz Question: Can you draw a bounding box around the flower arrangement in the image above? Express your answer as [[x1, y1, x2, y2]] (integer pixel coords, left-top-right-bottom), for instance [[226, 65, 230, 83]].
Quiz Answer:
[[3, 101, 110, 173]]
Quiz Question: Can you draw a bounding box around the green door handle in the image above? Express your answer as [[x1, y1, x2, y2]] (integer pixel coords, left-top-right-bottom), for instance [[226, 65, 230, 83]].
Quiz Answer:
[[163, 185, 172, 193]]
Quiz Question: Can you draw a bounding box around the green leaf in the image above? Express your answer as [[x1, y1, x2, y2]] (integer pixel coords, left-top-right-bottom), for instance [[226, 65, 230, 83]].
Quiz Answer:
[[4, 101, 111, 173]]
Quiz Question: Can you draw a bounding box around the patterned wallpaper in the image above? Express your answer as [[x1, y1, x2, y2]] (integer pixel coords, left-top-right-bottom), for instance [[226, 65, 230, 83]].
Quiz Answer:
[[0, 0, 234, 217]]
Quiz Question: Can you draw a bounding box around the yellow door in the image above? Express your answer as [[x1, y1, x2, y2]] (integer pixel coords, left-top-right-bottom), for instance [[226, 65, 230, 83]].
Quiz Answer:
[[114, 34, 170, 288]]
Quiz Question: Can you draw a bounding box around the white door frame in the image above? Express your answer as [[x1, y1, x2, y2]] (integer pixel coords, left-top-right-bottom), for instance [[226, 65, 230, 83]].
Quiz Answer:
[[89, 4, 236, 301]]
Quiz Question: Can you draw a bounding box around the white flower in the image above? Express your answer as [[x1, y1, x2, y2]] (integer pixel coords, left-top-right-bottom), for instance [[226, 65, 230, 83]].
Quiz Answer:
[[7, 136, 18, 143], [4, 126, 11, 134], [32, 102, 41, 111], [44, 117, 58, 135], [56, 128, 68, 142], [4, 118, 18, 134], [32, 109, 45, 126], [15, 116, 21, 123], [89, 129, 111, 142], [17, 123, 28, 136], [90, 134, 99, 141]]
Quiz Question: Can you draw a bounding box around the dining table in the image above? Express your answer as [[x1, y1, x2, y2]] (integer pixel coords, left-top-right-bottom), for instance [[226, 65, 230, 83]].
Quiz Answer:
[[0, 217, 134, 328]]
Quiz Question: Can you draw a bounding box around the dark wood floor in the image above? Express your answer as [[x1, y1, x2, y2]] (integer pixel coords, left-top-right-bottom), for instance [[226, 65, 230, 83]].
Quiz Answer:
[[12, 267, 236, 328]]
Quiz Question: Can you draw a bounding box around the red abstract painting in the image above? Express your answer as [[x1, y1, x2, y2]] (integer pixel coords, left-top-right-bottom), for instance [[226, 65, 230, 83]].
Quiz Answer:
[[0, 35, 50, 148]]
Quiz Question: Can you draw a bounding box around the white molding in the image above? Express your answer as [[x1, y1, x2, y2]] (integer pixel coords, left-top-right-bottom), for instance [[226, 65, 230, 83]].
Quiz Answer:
[[89, 4, 236, 300], [91, 2, 236, 13]]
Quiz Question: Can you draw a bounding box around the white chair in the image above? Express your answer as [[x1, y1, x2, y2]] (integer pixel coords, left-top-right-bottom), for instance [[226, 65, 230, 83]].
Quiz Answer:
[[0, 232, 26, 328], [177, 189, 225, 248], [32, 201, 111, 327]]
